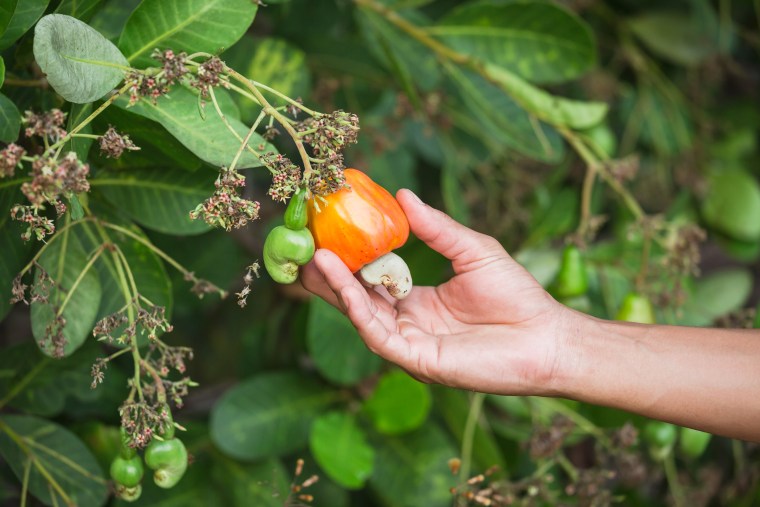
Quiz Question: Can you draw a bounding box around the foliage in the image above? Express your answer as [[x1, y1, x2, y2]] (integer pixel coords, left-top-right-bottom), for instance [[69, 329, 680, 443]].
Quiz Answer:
[[1, 0, 759, 506]]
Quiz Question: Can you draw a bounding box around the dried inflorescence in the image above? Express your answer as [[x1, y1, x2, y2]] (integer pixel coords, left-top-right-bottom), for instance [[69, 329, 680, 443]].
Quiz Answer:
[[120, 402, 172, 448], [99, 126, 140, 158], [23, 109, 67, 141], [263, 152, 302, 202], [190, 167, 261, 230], [0, 143, 26, 177], [192, 56, 225, 97], [236, 261, 260, 308]]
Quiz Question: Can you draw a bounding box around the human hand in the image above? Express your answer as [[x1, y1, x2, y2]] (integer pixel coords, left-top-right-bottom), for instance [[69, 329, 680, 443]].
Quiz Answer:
[[302, 189, 574, 396]]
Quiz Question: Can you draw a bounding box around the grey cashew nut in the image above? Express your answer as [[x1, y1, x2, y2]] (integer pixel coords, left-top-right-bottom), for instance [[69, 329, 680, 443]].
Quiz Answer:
[[359, 252, 413, 299]]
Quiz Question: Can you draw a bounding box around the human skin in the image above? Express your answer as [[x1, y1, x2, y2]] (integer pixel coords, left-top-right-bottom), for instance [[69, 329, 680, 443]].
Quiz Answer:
[[302, 189, 760, 443]]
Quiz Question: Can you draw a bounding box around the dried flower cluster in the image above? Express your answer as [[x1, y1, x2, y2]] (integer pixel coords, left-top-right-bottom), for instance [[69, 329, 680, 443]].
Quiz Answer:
[[98, 126, 140, 158], [120, 402, 172, 448], [263, 152, 302, 202], [23, 109, 67, 141], [93, 303, 173, 345], [0, 143, 26, 177], [189, 167, 260, 230], [236, 261, 261, 308]]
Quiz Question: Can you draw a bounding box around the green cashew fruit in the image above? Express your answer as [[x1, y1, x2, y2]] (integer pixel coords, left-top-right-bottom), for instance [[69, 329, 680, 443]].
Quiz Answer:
[[144, 437, 188, 489], [264, 188, 315, 284], [615, 292, 656, 324], [110, 455, 144, 488], [679, 427, 712, 458], [115, 484, 142, 502], [551, 245, 589, 299], [643, 421, 677, 461]]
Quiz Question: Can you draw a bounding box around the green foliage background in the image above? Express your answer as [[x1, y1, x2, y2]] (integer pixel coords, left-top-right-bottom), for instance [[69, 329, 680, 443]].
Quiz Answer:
[[1, 0, 760, 506]]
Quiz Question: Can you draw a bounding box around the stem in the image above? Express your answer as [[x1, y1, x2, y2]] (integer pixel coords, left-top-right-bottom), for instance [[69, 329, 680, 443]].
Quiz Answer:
[[140, 359, 168, 404], [104, 346, 133, 363], [224, 66, 316, 179], [110, 244, 143, 402], [663, 450, 685, 507], [229, 110, 267, 172], [49, 82, 131, 156], [18, 219, 90, 277], [207, 86, 265, 165], [70, 133, 100, 140], [56, 245, 105, 317], [3, 77, 48, 88], [20, 457, 31, 507], [460, 392, 485, 482]]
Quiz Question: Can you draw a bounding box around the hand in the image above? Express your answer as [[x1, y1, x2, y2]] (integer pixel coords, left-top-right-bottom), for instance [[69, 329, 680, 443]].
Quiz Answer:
[[302, 189, 572, 396]]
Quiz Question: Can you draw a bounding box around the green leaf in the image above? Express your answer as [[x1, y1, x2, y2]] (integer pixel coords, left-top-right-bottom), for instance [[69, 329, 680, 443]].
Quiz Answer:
[[483, 62, 608, 130], [0, 0, 17, 39], [211, 457, 290, 507], [0, 92, 21, 142], [310, 411, 375, 489], [118, 0, 259, 67], [701, 169, 760, 242], [619, 84, 692, 156], [0, 213, 34, 321], [210, 371, 338, 460], [0, 56, 5, 87], [33, 14, 128, 104], [30, 227, 102, 357], [363, 370, 431, 435], [94, 168, 213, 235], [629, 11, 720, 67], [446, 64, 564, 162], [0, 0, 48, 51], [369, 423, 458, 507], [89, 0, 140, 41], [307, 297, 383, 385], [0, 415, 108, 507], [54, 0, 103, 22], [433, 0, 595, 83], [116, 86, 274, 169], [64, 103, 94, 161], [678, 268, 753, 326]]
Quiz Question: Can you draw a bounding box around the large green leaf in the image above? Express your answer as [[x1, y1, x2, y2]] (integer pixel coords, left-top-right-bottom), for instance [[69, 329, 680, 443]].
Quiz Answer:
[[210, 371, 338, 460], [33, 14, 128, 104], [89, 0, 140, 41], [363, 370, 431, 435], [446, 65, 564, 162], [54, 0, 103, 22], [701, 169, 760, 242], [118, 0, 258, 67], [307, 297, 383, 386], [677, 269, 753, 326], [93, 168, 213, 235], [211, 457, 290, 507], [0, 92, 21, 142], [0, 342, 102, 417], [433, 0, 595, 83], [116, 86, 273, 169], [369, 423, 458, 507], [63, 103, 94, 161], [483, 62, 608, 130], [629, 11, 721, 67], [310, 411, 375, 489], [30, 226, 102, 357], [0, 415, 108, 507], [0, 0, 48, 51]]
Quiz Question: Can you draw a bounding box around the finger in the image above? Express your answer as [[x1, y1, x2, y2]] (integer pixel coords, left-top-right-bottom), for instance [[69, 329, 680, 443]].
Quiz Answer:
[[301, 259, 342, 309], [396, 189, 507, 272]]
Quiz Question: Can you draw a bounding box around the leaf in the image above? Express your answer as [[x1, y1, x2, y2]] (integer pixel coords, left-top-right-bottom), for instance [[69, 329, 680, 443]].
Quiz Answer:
[[63, 103, 94, 161], [0, 56, 5, 87], [0, 415, 108, 507], [629, 11, 720, 67], [210, 370, 338, 460], [701, 169, 760, 242], [619, 84, 692, 156], [310, 411, 375, 489], [94, 168, 213, 235], [116, 86, 274, 169], [33, 14, 128, 104], [0, 0, 17, 39], [118, 0, 259, 67], [0, 0, 48, 51], [30, 227, 102, 357], [446, 64, 564, 162], [54, 0, 103, 23], [0, 92, 21, 143], [433, 0, 595, 83], [357, 8, 441, 92], [483, 62, 608, 130], [369, 423, 458, 507], [89, 0, 140, 41], [678, 269, 753, 326], [211, 456, 290, 507], [0, 211, 34, 321], [363, 370, 431, 435], [307, 297, 383, 385]]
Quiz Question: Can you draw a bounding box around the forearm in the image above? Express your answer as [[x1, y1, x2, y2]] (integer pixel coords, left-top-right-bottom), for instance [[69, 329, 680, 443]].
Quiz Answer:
[[556, 311, 760, 442]]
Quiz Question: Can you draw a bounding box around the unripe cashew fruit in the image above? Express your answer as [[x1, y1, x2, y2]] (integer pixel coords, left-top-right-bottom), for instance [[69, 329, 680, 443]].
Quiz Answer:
[[144, 437, 188, 489], [115, 484, 142, 502], [110, 455, 144, 488], [360, 252, 412, 299], [264, 188, 315, 284]]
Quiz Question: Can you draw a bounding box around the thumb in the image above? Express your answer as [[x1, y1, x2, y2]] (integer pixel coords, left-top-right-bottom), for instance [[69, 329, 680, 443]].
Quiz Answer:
[[396, 189, 507, 272]]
